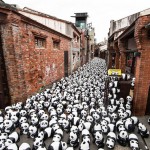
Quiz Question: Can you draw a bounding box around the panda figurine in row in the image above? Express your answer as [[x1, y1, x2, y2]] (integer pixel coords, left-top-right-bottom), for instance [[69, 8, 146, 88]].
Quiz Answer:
[[48, 141, 67, 150], [117, 130, 128, 147], [67, 131, 79, 148], [19, 143, 31, 150], [138, 122, 149, 138], [38, 127, 54, 141], [129, 134, 139, 150], [148, 117, 150, 125], [1, 58, 149, 150], [106, 132, 116, 149]]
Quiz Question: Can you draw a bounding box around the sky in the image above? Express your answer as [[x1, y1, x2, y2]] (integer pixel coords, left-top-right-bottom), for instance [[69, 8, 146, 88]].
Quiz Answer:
[[3, 0, 150, 42]]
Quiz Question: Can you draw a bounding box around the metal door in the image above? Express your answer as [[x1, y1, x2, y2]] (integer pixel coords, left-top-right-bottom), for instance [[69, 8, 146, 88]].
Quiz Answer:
[[0, 34, 10, 108], [64, 51, 68, 77]]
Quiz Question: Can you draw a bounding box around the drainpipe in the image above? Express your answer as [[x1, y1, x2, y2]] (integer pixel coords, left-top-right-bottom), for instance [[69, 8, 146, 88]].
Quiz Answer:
[[70, 40, 73, 74]]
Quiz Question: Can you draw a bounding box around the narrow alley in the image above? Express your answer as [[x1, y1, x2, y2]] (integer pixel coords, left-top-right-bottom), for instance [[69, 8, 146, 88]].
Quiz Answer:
[[0, 58, 149, 150], [0, 1, 150, 150]]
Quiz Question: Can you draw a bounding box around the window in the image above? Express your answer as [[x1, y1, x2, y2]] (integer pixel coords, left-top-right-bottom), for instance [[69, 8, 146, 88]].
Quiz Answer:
[[126, 53, 133, 67], [53, 41, 60, 50], [52, 38, 60, 50], [35, 37, 46, 48], [125, 52, 135, 74]]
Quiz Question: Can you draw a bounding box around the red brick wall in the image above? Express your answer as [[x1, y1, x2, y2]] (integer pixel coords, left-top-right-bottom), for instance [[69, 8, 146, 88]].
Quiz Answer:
[[133, 15, 150, 115], [113, 42, 120, 69], [1, 11, 71, 104], [118, 39, 126, 72]]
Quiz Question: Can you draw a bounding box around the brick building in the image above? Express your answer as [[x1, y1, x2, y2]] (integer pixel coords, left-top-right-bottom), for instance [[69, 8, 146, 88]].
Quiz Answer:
[[18, 7, 81, 73], [108, 8, 150, 115], [0, 3, 71, 107]]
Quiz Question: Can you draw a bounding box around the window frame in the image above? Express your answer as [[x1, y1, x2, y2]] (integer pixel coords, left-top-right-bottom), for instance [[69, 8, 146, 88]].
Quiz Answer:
[[35, 37, 46, 49], [52, 37, 60, 50]]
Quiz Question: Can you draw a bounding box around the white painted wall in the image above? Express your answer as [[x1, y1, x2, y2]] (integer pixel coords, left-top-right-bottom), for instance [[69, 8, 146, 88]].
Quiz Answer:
[[19, 11, 67, 36], [109, 8, 150, 39]]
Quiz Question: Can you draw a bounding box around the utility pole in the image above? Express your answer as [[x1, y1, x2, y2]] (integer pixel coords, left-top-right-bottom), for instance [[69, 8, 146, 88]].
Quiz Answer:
[[85, 23, 92, 63]]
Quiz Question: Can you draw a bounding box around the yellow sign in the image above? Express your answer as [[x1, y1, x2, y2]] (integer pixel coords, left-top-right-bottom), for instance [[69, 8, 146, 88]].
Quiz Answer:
[[108, 69, 121, 75]]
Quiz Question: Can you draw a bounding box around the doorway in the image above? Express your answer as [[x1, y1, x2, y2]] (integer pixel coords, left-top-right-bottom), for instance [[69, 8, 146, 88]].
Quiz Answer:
[[145, 86, 150, 115], [64, 51, 68, 77]]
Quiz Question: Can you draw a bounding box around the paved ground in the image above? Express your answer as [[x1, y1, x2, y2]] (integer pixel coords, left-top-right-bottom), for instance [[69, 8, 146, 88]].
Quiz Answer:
[[11, 58, 150, 149], [17, 115, 150, 150]]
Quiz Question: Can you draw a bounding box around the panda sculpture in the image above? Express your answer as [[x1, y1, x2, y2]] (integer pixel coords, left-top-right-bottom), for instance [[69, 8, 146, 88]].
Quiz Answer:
[[32, 137, 45, 150], [5, 143, 18, 150], [19, 143, 31, 150], [8, 131, 20, 143], [67, 131, 79, 148], [117, 130, 128, 146], [30, 116, 39, 126], [39, 120, 49, 130], [20, 122, 29, 135], [36, 146, 47, 150], [79, 141, 90, 150], [131, 116, 139, 125], [124, 118, 135, 133], [129, 134, 139, 150], [20, 109, 28, 117], [93, 131, 104, 148], [92, 123, 101, 136], [38, 127, 54, 141], [138, 122, 149, 138], [19, 116, 28, 125], [62, 119, 70, 133], [5, 139, 13, 148], [0, 132, 8, 142], [0, 116, 4, 130], [10, 115, 19, 128], [106, 132, 116, 149], [70, 125, 79, 136], [3, 119, 14, 133], [48, 141, 67, 150], [148, 117, 150, 125], [82, 129, 90, 143], [52, 129, 63, 142], [27, 125, 38, 139]]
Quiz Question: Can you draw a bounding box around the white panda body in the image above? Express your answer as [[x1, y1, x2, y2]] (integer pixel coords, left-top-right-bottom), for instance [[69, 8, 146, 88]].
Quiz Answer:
[[19, 143, 31, 150], [6, 143, 18, 150], [9, 131, 19, 143], [48, 141, 67, 150], [79, 141, 90, 150]]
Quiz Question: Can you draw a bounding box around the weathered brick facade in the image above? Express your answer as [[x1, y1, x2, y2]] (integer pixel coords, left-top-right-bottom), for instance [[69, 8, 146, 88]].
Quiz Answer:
[[133, 15, 150, 115], [108, 14, 150, 115], [0, 6, 71, 104]]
